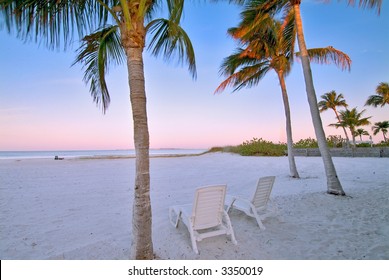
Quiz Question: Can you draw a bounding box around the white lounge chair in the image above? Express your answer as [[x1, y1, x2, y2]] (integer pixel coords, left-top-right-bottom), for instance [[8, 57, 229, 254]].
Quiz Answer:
[[169, 184, 237, 254], [226, 176, 276, 230]]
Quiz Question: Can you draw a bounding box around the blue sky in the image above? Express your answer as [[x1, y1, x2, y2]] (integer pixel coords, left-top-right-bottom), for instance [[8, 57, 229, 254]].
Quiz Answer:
[[0, 1, 388, 150]]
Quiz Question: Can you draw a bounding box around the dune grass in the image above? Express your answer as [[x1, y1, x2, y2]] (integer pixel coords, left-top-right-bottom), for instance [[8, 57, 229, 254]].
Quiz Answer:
[[208, 138, 287, 157]]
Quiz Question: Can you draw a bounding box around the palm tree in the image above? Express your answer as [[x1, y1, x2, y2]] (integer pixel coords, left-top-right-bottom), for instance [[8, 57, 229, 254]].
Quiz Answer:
[[318, 90, 350, 147], [354, 128, 370, 142], [330, 108, 371, 147], [365, 82, 389, 107], [1, 0, 196, 259], [372, 121, 389, 142], [291, 0, 381, 196], [239, 0, 382, 196], [216, 9, 301, 178], [216, 7, 351, 179]]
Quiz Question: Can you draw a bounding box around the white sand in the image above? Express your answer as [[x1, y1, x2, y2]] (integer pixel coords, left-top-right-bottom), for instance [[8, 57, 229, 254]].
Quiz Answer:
[[0, 153, 388, 260]]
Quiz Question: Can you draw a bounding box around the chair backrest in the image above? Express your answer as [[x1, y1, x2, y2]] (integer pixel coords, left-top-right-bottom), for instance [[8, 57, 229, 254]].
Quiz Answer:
[[191, 185, 227, 230], [251, 176, 275, 210]]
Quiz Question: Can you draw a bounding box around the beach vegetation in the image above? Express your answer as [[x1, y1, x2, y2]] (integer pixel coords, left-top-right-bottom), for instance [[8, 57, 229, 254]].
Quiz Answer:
[[330, 108, 371, 147], [326, 135, 344, 148], [215, 8, 300, 177], [207, 138, 286, 156], [207, 147, 225, 153], [354, 128, 370, 142], [374, 140, 389, 147], [318, 91, 350, 147], [365, 82, 389, 108], [294, 138, 318, 148], [234, 138, 287, 157], [229, 0, 356, 195], [290, 0, 380, 196], [1, 0, 196, 260], [372, 121, 389, 142], [216, 1, 351, 178], [244, 0, 381, 195]]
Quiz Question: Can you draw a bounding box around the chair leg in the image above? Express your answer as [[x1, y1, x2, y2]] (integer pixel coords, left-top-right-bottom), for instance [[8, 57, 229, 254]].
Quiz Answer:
[[188, 224, 199, 254], [223, 211, 238, 245], [225, 197, 236, 213], [169, 207, 181, 228], [251, 205, 266, 230]]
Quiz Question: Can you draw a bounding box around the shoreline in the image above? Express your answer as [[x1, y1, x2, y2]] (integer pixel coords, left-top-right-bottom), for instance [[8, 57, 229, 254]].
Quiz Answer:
[[0, 149, 208, 161]]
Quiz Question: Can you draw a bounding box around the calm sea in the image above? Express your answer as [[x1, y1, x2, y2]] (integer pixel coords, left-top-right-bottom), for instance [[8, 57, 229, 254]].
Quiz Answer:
[[0, 149, 207, 160]]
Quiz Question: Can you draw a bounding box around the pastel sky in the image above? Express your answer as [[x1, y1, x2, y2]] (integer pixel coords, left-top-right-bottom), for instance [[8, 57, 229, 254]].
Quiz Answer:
[[0, 1, 388, 151]]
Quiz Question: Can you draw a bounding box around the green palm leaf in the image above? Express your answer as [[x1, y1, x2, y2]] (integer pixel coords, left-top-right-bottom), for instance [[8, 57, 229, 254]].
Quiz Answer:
[[1, 0, 111, 49], [146, 0, 196, 77], [146, 20, 196, 78], [216, 61, 271, 93], [73, 25, 125, 113], [318, 90, 348, 113], [365, 82, 389, 107], [330, 108, 371, 130], [372, 121, 389, 141]]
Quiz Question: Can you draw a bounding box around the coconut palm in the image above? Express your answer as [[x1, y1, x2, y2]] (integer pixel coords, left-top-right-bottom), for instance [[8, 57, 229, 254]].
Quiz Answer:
[[216, 7, 351, 179], [330, 108, 371, 147], [234, 0, 382, 195], [372, 121, 389, 142], [1, 0, 196, 259], [216, 9, 301, 178], [354, 128, 370, 142], [365, 82, 389, 107], [318, 90, 350, 147], [290, 0, 380, 195]]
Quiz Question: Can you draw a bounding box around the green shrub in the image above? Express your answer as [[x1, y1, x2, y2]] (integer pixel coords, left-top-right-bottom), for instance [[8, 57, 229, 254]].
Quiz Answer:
[[235, 138, 287, 156], [326, 135, 344, 148], [294, 138, 318, 148], [356, 142, 372, 147], [207, 147, 224, 153], [374, 141, 389, 147]]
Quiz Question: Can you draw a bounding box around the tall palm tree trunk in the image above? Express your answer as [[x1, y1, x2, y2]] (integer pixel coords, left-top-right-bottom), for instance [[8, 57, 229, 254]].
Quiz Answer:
[[292, 1, 345, 195], [121, 21, 154, 259], [350, 128, 357, 147], [334, 109, 350, 147], [128, 48, 153, 259], [277, 71, 300, 178]]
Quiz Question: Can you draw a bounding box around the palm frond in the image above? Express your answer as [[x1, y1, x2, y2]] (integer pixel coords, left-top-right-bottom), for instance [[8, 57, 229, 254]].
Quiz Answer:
[[216, 61, 270, 93], [0, 0, 113, 50], [318, 90, 348, 112], [365, 82, 389, 107], [119, 0, 132, 31], [376, 82, 389, 95], [365, 95, 383, 107], [146, 18, 196, 78], [333, 107, 371, 130], [73, 25, 125, 113], [279, 8, 296, 61], [219, 47, 267, 75], [346, 0, 382, 14], [372, 121, 389, 136], [297, 46, 352, 71]]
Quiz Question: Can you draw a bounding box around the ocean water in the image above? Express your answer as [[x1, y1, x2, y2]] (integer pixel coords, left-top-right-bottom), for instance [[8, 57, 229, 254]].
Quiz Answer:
[[0, 149, 207, 160]]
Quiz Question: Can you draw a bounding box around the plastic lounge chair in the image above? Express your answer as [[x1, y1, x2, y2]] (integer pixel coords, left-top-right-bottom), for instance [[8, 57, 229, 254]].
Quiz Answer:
[[226, 176, 276, 230], [169, 184, 237, 254]]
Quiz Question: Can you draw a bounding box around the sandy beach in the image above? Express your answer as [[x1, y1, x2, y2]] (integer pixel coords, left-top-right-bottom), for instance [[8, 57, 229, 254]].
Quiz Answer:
[[0, 153, 388, 260]]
